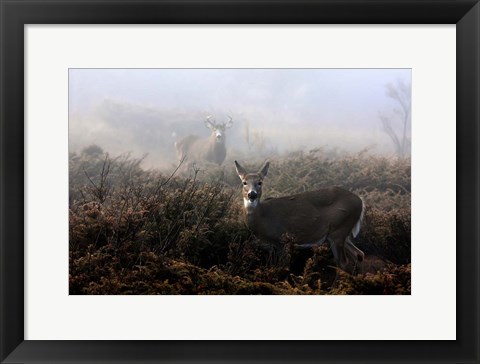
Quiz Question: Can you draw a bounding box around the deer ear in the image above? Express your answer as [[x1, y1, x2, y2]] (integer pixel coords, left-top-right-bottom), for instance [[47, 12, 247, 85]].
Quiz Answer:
[[235, 160, 247, 179], [259, 161, 269, 179]]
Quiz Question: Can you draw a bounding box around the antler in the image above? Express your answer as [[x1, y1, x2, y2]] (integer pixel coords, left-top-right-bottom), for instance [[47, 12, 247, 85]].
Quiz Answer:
[[205, 115, 216, 129], [224, 115, 233, 129]]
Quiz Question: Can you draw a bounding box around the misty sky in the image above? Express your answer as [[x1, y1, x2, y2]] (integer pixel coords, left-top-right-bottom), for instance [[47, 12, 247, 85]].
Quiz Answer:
[[69, 68, 411, 168]]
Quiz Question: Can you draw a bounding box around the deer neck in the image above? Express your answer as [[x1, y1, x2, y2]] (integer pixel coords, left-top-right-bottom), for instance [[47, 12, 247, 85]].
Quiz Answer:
[[244, 199, 272, 240], [243, 198, 261, 218]]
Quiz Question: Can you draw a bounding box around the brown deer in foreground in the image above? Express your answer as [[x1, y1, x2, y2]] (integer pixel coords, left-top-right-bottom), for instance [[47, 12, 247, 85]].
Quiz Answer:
[[235, 160, 365, 274], [175, 115, 233, 167]]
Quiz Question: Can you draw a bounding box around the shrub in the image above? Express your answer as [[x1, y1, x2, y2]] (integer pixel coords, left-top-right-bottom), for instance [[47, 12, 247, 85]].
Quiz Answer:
[[69, 149, 411, 295]]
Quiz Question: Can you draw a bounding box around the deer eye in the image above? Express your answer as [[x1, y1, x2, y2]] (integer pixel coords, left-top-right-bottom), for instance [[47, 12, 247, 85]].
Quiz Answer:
[[243, 181, 247, 186], [258, 182, 262, 186]]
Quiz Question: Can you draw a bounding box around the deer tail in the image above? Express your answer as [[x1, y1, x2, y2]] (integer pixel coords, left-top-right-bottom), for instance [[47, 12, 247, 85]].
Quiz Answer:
[[352, 198, 365, 238]]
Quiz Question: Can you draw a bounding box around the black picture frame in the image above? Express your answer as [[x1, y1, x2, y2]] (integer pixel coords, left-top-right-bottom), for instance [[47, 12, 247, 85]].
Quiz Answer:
[[1, 1, 479, 363]]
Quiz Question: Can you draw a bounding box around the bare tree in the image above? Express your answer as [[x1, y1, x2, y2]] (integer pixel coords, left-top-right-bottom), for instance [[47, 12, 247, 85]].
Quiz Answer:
[[379, 80, 411, 156]]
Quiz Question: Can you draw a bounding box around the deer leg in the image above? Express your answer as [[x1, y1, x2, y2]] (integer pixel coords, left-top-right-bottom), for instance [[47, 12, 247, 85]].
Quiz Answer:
[[327, 232, 351, 285], [346, 237, 365, 262], [345, 237, 365, 274], [329, 233, 349, 272], [328, 240, 342, 284]]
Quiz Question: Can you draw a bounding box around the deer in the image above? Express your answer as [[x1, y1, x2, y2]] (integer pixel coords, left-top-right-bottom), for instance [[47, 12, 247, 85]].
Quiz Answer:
[[234, 160, 365, 275], [175, 115, 233, 167]]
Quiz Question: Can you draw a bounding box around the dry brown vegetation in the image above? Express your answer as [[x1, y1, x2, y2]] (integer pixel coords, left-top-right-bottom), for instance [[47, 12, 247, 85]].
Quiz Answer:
[[69, 147, 411, 295]]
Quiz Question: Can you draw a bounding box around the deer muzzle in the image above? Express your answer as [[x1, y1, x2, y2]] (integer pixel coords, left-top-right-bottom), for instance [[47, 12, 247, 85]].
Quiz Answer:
[[247, 190, 258, 201]]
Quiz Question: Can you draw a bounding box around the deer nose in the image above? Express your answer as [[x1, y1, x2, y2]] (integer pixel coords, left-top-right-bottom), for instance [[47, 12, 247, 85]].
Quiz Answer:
[[247, 191, 258, 200]]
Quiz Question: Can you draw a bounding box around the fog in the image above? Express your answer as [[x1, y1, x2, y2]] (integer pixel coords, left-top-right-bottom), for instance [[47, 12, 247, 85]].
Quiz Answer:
[[69, 68, 411, 169]]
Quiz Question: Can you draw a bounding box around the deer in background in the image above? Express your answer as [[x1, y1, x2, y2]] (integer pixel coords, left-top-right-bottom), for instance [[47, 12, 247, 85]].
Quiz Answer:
[[175, 115, 233, 167], [235, 160, 365, 274]]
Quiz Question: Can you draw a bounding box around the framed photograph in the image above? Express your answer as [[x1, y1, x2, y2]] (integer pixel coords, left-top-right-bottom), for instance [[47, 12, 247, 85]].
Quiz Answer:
[[1, 0, 478, 363]]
